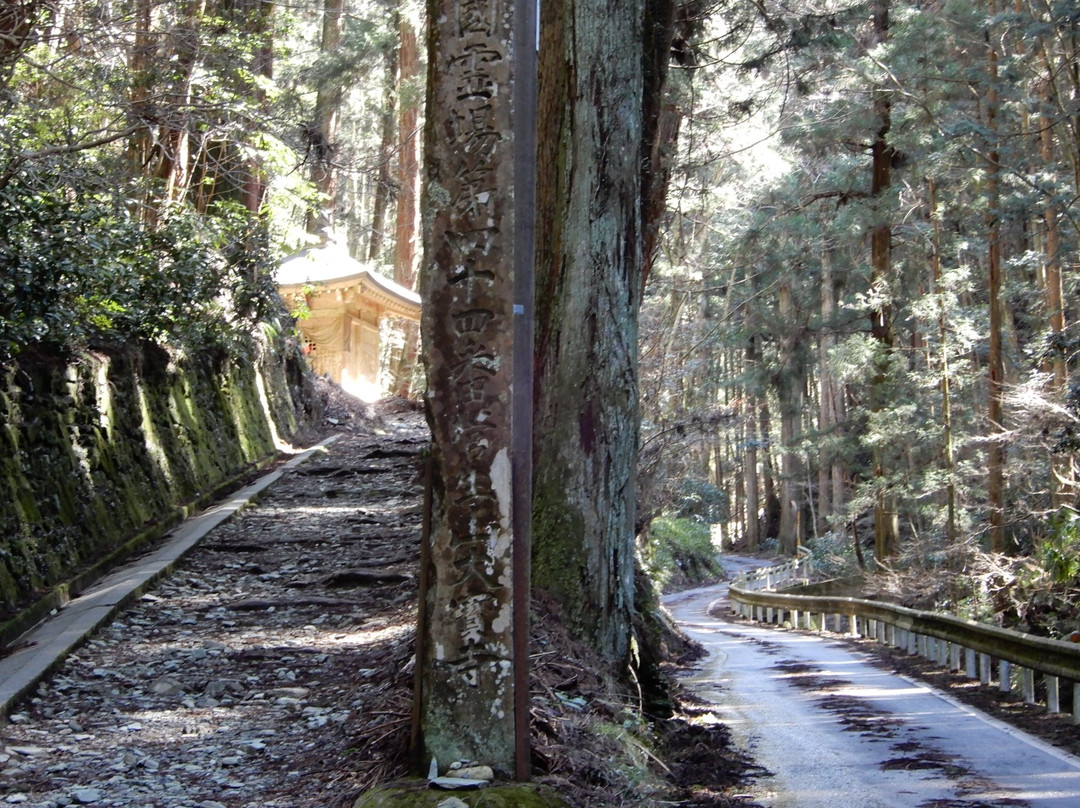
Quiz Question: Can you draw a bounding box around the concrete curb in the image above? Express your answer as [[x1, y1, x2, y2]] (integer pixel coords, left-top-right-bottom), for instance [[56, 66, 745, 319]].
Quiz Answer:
[[0, 434, 341, 719]]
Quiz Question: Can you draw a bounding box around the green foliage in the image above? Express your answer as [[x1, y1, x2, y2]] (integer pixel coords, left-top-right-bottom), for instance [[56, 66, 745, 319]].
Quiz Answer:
[[806, 531, 860, 579], [671, 478, 728, 523], [0, 170, 278, 359], [643, 516, 722, 590], [1037, 509, 1080, 585]]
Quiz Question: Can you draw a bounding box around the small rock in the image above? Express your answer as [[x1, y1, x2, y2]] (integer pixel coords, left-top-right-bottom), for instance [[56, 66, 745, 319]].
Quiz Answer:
[[436, 799, 469, 808], [149, 677, 185, 696], [448, 765, 494, 781], [70, 789, 102, 805], [7, 745, 47, 757], [430, 776, 488, 791], [4, 795, 28, 805]]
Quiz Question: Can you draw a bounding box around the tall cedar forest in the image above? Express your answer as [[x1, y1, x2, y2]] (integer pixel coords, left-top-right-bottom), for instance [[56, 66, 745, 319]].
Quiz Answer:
[[4, 0, 1080, 691]]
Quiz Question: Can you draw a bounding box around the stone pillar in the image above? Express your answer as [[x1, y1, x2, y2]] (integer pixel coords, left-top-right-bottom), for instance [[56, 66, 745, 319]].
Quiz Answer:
[[419, 0, 518, 775]]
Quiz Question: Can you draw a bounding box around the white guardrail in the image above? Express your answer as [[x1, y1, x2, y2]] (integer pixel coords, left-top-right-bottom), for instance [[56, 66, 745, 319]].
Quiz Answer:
[[728, 553, 1080, 724]]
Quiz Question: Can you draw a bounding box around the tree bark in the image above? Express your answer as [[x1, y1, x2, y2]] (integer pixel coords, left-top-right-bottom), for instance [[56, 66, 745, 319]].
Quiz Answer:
[[818, 244, 845, 522], [367, 38, 399, 262], [929, 179, 958, 546], [744, 317, 761, 551], [394, 16, 421, 287], [306, 0, 344, 239], [869, 0, 899, 564], [532, 0, 644, 663], [1040, 83, 1072, 507], [986, 0, 1007, 552], [777, 282, 802, 555], [391, 16, 422, 398]]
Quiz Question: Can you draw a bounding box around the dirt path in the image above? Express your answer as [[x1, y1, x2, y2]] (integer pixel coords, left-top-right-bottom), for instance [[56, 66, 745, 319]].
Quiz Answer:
[[665, 558, 1080, 808], [0, 407, 426, 808]]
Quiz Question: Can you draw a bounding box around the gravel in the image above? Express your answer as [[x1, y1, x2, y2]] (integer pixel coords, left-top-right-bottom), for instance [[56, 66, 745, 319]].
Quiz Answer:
[[0, 406, 426, 808]]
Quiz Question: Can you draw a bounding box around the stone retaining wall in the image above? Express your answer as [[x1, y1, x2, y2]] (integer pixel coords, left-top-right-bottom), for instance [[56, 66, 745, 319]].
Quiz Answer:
[[0, 333, 319, 641]]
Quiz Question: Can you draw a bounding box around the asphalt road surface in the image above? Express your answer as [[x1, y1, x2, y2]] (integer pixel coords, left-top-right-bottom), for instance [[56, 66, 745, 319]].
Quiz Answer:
[[663, 555, 1080, 808]]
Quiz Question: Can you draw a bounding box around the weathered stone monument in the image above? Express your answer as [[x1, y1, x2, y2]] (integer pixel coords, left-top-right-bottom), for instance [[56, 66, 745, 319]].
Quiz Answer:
[[417, 0, 522, 777]]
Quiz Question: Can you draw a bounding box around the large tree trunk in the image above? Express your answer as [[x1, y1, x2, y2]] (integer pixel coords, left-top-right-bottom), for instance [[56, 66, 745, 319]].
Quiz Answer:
[[818, 244, 845, 521], [929, 180, 958, 545], [367, 38, 398, 262], [986, 0, 1006, 552], [391, 15, 421, 398], [306, 0, 344, 239], [0, 0, 45, 68], [532, 0, 644, 663], [394, 16, 420, 287], [777, 282, 802, 555], [1040, 85, 1072, 507], [743, 332, 761, 551], [869, 0, 899, 564]]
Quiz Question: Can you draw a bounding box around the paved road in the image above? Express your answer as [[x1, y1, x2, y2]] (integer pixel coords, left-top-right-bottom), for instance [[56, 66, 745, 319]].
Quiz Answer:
[[664, 555, 1080, 808]]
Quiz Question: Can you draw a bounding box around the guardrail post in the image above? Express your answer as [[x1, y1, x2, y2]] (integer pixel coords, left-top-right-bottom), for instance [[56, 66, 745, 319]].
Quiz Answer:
[[1074, 683, 1080, 724], [937, 640, 949, 667], [1046, 675, 1060, 713], [999, 660, 1011, 694], [1022, 668, 1035, 705], [980, 654, 992, 685], [908, 632, 918, 655], [850, 614, 859, 637], [949, 642, 960, 671], [965, 648, 977, 679], [792, 608, 800, 629]]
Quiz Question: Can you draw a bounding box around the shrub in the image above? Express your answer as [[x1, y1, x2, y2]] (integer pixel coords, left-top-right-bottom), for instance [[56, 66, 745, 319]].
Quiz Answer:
[[643, 516, 723, 591]]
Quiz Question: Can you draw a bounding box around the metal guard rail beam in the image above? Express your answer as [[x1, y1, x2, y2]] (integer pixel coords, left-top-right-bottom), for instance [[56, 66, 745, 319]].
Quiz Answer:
[[729, 584, 1080, 681]]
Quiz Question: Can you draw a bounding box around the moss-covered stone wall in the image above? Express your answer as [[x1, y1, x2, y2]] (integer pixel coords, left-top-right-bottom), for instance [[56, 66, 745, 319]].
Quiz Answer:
[[0, 332, 319, 639]]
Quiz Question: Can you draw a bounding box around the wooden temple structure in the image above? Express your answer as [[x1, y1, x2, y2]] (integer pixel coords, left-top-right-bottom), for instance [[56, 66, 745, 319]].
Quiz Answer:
[[277, 245, 421, 401]]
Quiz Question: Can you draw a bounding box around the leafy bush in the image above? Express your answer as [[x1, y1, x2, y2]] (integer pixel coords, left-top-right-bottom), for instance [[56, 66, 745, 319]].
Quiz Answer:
[[670, 478, 728, 524], [642, 516, 723, 590], [1037, 509, 1080, 585], [806, 531, 859, 578], [0, 170, 279, 358]]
